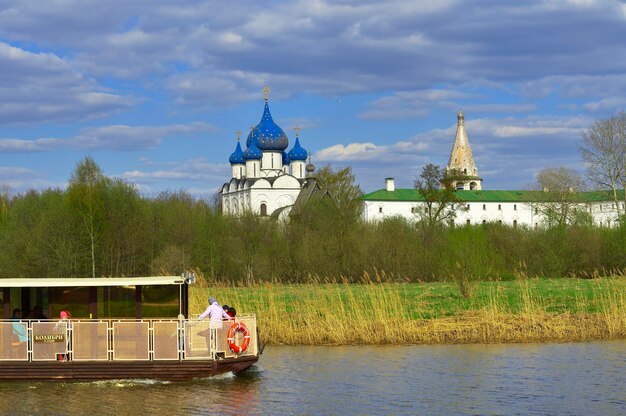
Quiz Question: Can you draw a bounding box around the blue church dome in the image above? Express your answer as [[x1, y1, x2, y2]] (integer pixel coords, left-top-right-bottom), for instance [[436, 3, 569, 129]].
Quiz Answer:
[[287, 137, 307, 161], [229, 141, 245, 164], [282, 151, 290, 165], [246, 101, 289, 151], [243, 140, 262, 160]]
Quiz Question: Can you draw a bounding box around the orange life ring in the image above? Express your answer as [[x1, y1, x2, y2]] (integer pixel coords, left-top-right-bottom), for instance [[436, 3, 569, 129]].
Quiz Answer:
[[227, 321, 251, 354]]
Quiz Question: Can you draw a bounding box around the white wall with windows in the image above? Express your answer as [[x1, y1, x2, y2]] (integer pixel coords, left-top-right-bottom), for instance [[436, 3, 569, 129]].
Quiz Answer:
[[363, 198, 623, 227]]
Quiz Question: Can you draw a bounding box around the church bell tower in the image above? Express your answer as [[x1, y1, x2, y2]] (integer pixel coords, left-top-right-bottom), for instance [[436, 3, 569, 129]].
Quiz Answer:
[[446, 111, 482, 190]]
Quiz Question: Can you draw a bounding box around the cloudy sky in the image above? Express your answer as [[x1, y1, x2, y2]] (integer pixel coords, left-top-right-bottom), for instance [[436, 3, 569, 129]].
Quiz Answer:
[[1, 0, 625, 197]]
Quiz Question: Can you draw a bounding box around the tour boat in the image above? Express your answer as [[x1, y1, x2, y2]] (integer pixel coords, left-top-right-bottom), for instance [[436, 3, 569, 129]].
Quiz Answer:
[[0, 274, 259, 381]]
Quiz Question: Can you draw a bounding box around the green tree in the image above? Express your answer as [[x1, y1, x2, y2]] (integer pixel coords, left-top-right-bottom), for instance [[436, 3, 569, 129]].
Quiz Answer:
[[0, 183, 9, 223], [100, 178, 149, 276], [67, 156, 108, 278], [414, 164, 463, 228], [308, 165, 364, 276], [315, 165, 363, 217]]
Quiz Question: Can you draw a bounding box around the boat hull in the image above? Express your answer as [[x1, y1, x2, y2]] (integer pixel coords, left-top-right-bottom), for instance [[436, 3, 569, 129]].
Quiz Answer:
[[0, 356, 258, 382]]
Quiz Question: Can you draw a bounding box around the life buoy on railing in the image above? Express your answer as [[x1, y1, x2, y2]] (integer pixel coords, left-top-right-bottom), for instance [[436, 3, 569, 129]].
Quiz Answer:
[[227, 321, 251, 354]]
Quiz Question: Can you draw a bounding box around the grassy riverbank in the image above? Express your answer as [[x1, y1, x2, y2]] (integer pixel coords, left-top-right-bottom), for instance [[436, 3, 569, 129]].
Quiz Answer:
[[189, 273, 626, 345]]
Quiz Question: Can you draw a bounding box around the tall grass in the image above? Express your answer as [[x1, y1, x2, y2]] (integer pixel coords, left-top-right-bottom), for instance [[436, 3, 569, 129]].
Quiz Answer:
[[190, 271, 626, 345]]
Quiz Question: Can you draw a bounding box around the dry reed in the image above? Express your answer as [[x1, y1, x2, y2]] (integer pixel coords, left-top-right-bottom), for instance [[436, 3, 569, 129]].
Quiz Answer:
[[189, 271, 626, 345]]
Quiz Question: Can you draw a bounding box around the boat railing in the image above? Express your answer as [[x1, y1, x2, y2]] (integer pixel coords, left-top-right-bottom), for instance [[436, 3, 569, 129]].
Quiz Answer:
[[0, 315, 257, 363]]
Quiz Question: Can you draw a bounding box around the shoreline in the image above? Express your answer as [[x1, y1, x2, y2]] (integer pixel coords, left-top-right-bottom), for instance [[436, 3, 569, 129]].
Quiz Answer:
[[256, 312, 626, 346], [189, 276, 626, 346]]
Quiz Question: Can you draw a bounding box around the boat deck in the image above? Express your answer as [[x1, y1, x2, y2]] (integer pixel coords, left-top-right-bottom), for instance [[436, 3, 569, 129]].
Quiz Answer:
[[0, 316, 258, 381]]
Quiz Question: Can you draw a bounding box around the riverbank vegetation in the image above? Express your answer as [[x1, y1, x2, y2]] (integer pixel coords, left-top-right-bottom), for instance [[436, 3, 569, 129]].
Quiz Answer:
[[190, 273, 626, 345]]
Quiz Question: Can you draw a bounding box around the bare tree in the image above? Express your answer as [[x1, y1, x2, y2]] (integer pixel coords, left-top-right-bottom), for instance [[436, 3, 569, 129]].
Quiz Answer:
[[532, 167, 588, 227], [0, 183, 9, 217], [580, 111, 626, 218]]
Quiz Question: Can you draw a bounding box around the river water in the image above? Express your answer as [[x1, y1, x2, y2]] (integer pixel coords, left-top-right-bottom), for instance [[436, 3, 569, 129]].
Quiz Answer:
[[0, 341, 624, 415]]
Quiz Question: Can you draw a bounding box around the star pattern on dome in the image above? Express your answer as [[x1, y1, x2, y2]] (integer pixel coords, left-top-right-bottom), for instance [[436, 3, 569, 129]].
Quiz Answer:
[[229, 140, 245, 164], [246, 100, 289, 151], [288, 137, 308, 161], [243, 139, 262, 160]]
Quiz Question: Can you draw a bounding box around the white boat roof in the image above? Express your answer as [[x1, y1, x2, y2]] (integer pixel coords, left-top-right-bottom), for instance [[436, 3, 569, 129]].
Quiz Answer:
[[0, 276, 185, 288]]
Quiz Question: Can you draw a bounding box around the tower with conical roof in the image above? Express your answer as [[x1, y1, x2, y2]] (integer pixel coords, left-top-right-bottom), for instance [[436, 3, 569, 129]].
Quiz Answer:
[[446, 111, 482, 190]]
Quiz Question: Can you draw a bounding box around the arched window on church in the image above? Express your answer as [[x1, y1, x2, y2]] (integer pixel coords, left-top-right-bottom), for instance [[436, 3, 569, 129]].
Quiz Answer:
[[260, 203, 267, 216], [456, 182, 464, 190], [464, 168, 467, 174], [470, 182, 477, 190]]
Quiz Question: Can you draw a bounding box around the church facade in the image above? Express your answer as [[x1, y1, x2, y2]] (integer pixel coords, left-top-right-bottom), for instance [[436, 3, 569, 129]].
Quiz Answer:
[[221, 88, 321, 219], [363, 112, 624, 227]]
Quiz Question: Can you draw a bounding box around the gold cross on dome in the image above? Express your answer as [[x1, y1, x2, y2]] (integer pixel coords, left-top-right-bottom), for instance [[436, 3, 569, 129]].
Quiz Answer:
[[293, 125, 301, 137], [262, 86, 271, 101], [236, 130, 242, 141]]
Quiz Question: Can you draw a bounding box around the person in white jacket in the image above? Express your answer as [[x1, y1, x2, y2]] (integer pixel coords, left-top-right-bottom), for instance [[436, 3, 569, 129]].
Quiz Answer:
[[197, 296, 231, 354]]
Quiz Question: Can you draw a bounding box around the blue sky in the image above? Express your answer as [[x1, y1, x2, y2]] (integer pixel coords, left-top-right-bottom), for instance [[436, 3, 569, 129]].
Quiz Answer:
[[1, 0, 626, 197]]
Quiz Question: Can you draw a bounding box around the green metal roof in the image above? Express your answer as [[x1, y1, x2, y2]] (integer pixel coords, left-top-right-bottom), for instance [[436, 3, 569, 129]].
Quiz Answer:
[[362, 189, 625, 203]]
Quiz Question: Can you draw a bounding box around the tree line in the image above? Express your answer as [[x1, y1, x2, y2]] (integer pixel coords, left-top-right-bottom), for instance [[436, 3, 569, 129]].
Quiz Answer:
[[0, 157, 624, 283]]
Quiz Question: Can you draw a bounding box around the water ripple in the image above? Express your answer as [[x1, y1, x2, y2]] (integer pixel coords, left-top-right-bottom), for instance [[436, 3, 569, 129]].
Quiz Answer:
[[0, 341, 624, 415]]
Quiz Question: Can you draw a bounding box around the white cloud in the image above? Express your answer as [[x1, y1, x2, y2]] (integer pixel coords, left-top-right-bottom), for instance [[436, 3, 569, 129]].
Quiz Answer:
[[117, 157, 227, 197], [315, 140, 429, 163], [317, 114, 592, 191], [0, 0, 621, 111], [0, 122, 214, 153], [218, 32, 244, 45], [120, 158, 229, 184], [0, 166, 64, 193], [582, 97, 626, 113], [0, 42, 133, 124], [361, 89, 537, 120]]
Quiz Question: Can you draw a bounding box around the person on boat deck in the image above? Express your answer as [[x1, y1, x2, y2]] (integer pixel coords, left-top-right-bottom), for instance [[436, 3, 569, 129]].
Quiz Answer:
[[222, 305, 236, 318], [198, 297, 230, 328], [55, 310, 71, 361], [11, 308, 28, 344], [26, 305, 47, 320]]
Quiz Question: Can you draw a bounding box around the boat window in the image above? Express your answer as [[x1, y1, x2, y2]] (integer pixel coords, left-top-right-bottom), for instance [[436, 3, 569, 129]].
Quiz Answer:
[[49, 286, 91, 318], [141, 285, 179, 318], [98, 286, 136, 318]]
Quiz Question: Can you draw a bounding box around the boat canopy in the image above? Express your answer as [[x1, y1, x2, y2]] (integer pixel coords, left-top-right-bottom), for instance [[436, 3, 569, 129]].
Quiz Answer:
[[0, 276, 185, 288]]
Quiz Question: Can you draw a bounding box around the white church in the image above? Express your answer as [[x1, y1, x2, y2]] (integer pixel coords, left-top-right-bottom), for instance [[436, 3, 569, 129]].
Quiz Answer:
[[221, 88, 326, 219], [363, 111, 624, 227], [221, 88, 623, 227]]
